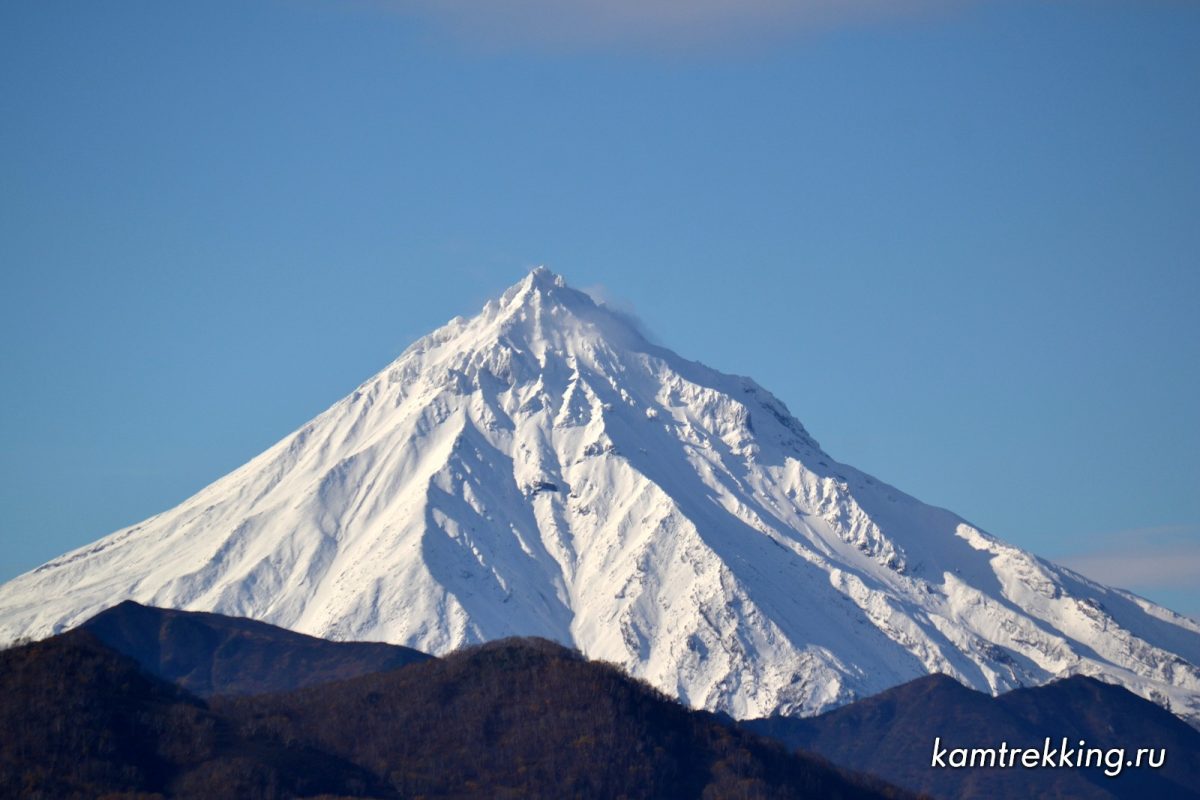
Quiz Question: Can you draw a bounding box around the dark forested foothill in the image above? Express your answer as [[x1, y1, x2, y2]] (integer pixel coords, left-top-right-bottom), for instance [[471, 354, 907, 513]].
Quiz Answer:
[[744, 672, 1200, 800], [0, 630, 387, 799], [216, 637, 911, 799], [79, 600, 430, 697], [0, 620, 911, 799]]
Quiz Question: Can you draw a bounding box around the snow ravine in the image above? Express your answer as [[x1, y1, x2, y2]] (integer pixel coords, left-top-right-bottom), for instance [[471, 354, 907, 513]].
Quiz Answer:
[[2, 268, 1198, 725]]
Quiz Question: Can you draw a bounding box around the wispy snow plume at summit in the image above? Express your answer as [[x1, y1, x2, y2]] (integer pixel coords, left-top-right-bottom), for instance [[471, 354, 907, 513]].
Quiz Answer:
[[580, 282, 660, 344]]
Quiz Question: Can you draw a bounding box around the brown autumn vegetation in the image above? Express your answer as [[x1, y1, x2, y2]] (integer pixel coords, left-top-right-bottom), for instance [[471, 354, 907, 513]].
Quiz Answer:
[[218, 637, 912, 799], [0, 627, 911, 799]]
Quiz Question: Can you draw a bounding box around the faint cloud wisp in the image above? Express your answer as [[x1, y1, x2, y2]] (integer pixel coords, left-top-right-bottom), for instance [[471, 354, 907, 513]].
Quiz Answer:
[[370, 0, 969, 51], [1053, 524, 1200, 618]]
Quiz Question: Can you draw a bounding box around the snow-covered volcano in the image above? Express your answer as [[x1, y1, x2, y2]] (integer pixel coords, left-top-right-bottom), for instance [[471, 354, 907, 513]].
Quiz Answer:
[[2, 268, 1198, 724]]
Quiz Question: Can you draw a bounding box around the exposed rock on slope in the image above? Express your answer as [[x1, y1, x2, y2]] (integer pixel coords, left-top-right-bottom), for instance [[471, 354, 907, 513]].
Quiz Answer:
[[1, 268, 1197, 725]]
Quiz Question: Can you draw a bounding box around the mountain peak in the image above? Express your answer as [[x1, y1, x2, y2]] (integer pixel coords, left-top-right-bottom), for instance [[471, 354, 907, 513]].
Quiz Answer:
[[396, 268, 609, 369], [447, 267, 654, 371], [498, 266, 575, 308], [525, 265, 566, 290], [1, 268, 1198, 729]]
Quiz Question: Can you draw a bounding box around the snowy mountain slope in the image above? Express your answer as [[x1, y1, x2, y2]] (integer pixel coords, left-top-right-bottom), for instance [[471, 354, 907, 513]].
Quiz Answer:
[[2, 267, 1198, 725]]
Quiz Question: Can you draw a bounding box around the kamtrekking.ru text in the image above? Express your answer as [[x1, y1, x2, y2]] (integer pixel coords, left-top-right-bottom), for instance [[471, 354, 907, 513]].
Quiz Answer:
[[930, 737, 1165, 778]]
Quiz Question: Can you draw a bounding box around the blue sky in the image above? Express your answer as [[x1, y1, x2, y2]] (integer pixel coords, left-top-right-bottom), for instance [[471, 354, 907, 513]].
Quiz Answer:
[[2, 0, 1198, 616]]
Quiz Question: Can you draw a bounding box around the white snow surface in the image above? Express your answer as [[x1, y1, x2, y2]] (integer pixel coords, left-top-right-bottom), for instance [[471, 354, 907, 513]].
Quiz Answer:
[[2, 268, 1198, 724]]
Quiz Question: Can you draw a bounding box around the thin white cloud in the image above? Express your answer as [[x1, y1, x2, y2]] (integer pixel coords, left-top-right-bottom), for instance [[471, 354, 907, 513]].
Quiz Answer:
[[1059, 549, 1200, 591], [366, 0, 969, 51], [1054, 524, 1200, 594]]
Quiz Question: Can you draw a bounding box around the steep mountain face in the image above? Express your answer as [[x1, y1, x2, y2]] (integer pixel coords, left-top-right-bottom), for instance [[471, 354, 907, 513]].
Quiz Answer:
[[1, 268, 1198, 724]]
